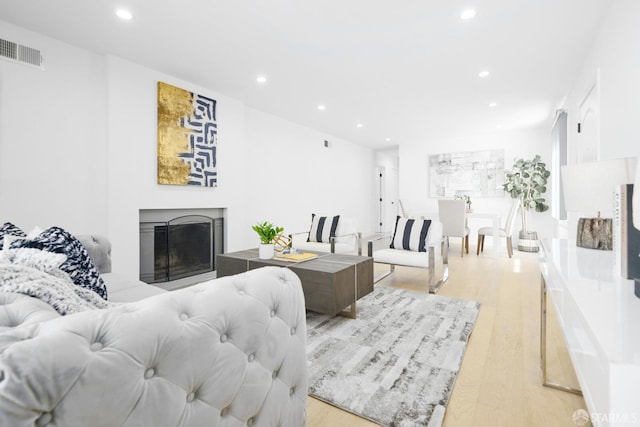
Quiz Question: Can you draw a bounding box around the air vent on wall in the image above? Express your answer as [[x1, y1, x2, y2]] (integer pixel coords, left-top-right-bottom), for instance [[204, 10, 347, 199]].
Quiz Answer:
[[0, 38, 44, 69]]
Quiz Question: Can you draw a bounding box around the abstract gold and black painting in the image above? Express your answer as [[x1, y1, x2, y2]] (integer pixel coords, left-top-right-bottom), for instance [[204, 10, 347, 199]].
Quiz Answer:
[[157, 81, 217, 186]]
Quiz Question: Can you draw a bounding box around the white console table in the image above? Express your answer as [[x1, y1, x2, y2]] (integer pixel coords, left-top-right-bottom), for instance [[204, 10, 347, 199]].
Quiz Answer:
[[539, 239, 640, 426]]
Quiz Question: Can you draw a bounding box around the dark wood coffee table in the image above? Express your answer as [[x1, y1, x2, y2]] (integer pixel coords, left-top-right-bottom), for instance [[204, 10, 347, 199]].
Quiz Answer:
[[216, 250, 373, 318]]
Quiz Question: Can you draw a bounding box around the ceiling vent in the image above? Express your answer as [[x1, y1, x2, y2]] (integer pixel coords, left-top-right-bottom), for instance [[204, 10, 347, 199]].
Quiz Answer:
[[0, 38, 44, 69]]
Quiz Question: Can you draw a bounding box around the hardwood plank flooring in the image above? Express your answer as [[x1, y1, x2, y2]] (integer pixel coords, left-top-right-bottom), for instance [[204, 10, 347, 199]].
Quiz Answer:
[[305, 241, 588, 427]]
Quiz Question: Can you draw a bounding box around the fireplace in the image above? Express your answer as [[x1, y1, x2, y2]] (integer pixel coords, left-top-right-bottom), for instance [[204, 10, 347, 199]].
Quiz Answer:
[[139, 214, 224, 285]]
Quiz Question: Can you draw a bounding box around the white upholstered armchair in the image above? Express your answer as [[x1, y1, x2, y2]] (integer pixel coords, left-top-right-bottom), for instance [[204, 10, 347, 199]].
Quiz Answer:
[[367, 218, 449, 293], [290, 214, 361, 255]]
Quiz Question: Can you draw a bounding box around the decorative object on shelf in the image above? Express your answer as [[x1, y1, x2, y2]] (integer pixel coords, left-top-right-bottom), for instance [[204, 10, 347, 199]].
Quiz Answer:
[[455, 194, 472, 212], [157, 81, 218, 187], [562, 158, 636, 251], [575, 217, 612, 250], [634, 158, 640, 294], [503, 155, 550, 252], [613, 184, 640, 281], [251, 221, 284, 259], [272, 232, 291, 253]]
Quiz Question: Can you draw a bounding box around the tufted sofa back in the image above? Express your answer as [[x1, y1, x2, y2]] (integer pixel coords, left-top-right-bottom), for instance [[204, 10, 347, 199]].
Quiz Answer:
[[76, 234, 112, 274], [0, 266, 308, 427]]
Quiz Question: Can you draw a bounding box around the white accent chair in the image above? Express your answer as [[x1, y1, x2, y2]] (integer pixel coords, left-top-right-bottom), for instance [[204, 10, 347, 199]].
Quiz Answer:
[[477, 200, 520, 258], [290, 216, 361, 254], [438, 199, 470, 257], [367, 219, 449, 293]]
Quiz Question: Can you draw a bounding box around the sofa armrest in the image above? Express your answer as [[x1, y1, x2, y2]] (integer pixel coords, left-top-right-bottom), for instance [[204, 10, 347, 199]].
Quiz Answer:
[[0, 267, 308, 427]]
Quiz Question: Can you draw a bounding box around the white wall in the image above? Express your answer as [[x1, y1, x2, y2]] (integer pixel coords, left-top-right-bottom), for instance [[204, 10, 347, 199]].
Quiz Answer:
[[244, 108, 376, 239], [0, 21, 376, 280], [559, 0, 640, 235], [398, 128, 554, 241], [563, 0, 640, 162], [0, 21, 108, 234], [104, 56, 249, 277]]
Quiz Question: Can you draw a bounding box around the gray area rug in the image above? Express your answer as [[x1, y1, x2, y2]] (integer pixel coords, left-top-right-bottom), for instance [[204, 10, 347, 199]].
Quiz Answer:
[[306, 286, 480, 427]]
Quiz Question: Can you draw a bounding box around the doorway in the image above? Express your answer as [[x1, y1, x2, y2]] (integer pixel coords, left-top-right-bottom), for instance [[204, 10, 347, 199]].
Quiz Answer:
[[375, 165, 399, 233], [576, 75, 599, 163]]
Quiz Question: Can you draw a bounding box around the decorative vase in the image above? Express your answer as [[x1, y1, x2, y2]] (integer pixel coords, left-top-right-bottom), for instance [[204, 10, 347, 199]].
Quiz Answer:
[[259, 243, 274, 259], [518, 231, 539, 252]]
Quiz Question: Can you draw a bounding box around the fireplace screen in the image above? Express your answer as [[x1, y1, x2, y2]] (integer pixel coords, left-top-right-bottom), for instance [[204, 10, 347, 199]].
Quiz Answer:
[[139, 215, 223, 284]]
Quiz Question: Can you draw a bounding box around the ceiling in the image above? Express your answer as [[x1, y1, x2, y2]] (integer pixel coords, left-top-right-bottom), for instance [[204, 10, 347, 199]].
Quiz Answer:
[[0, 0, 611, 149]]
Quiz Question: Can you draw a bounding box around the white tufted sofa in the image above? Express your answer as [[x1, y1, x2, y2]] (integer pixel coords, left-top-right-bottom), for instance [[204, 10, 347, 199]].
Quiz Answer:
[[0, 236, 308, 427]]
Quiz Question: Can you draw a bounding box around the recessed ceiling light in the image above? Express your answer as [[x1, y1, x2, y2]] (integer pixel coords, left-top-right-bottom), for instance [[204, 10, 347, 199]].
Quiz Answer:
[[317, 105, 326, 111], [460, 9, 476, 20], [489, 102, 497, 107], [478, 70, 490, 78], [115, 8, 133, 20], [256, 75, 267, 84], [385, 138, 391, 142], [356, 123, 364, 128]]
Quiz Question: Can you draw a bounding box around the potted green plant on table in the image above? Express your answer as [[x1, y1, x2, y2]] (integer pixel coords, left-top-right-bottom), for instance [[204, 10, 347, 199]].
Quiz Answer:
[[252, 221, 284, 259], [503, 155, 550, 252]]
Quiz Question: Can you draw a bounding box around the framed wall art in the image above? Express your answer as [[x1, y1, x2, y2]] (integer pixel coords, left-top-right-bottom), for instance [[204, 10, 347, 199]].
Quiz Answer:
[[429, 149, 505, 198], [157, 81, 218, 187]]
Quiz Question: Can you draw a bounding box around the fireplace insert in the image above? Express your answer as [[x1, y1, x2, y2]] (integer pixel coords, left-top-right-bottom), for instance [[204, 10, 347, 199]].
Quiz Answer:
[[139, 215, 223, 284]]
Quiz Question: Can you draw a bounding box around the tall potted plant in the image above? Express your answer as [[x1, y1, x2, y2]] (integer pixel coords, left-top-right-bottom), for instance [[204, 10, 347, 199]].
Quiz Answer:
[[503, 155, 550, 252], [251, 221, 284, 259]]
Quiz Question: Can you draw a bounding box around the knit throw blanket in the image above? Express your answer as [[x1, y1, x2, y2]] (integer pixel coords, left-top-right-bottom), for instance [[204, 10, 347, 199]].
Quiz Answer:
[[0, 248, 115, 315]]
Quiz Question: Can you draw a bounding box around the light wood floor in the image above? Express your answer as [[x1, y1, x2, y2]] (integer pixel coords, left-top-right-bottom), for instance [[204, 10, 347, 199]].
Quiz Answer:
[[306, 241, 588, 427]]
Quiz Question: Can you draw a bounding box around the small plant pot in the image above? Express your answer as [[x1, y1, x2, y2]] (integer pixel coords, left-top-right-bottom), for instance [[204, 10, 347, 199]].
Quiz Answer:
[[518, 231, 539, 252], [259, 243, 275, 259]]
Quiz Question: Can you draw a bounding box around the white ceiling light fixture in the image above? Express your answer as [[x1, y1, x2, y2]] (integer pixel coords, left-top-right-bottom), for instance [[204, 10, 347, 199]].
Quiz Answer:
[[356, 123, 363, 128], [385, 138, 391, 142], [478, 70, 490, 78], [256, 75, 267, 84], [317, 105, 326, 111], [460, 9, 476, 20], [489, 102, 497, 107], [115, 8, 133, 20]]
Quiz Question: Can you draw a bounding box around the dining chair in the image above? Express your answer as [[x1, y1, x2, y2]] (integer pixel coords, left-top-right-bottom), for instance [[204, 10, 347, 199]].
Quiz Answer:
[[476, 199, 520, 258], [437, 199, 470, 257]]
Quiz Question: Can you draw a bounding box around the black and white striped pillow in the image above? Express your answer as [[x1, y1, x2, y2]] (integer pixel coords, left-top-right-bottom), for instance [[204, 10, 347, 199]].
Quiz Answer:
[[307, 214, 340, 243], [390, 217, 431, 252]]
